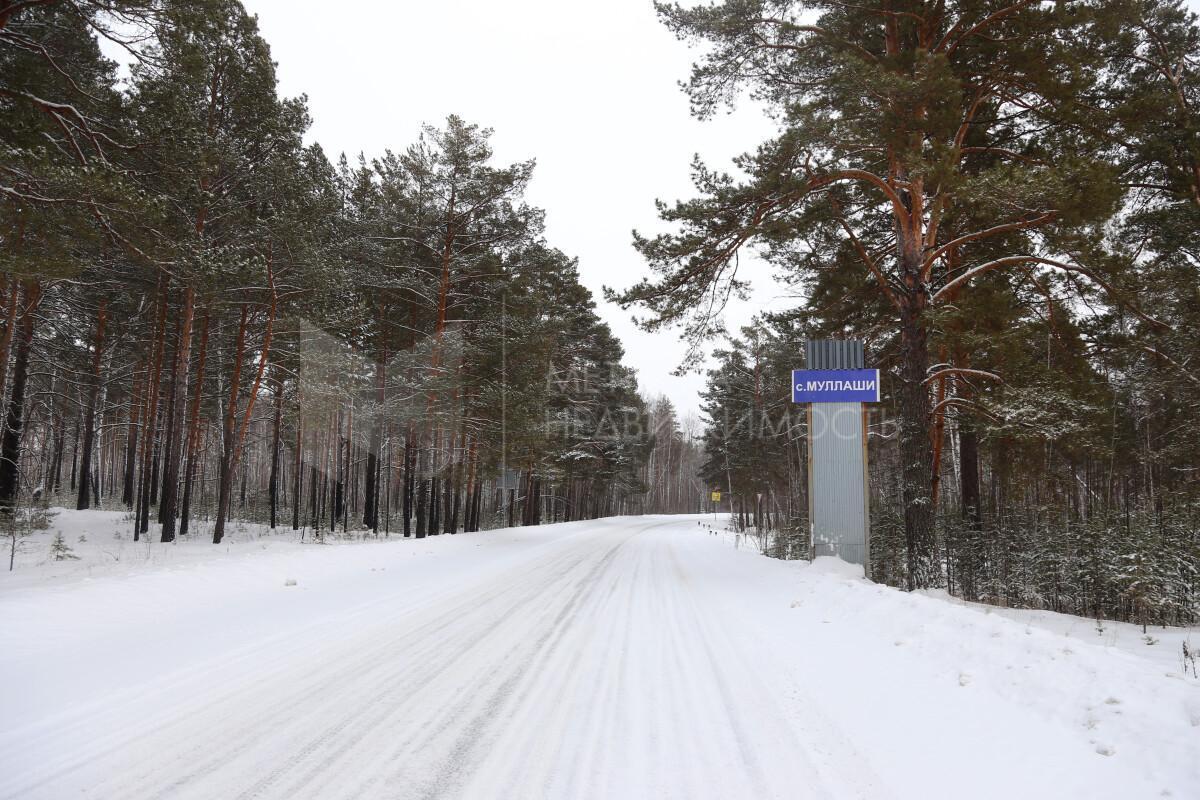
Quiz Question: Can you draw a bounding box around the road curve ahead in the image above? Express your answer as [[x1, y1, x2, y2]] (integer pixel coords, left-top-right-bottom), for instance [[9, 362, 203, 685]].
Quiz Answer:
[[0, 515, 1184, 799]]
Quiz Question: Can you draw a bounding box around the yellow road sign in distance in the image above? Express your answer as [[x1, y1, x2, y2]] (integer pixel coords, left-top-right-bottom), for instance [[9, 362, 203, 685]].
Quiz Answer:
[[710, 491, 721, 502]]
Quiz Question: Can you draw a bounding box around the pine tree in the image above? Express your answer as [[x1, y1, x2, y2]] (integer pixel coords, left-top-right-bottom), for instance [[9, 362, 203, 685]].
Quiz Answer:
[[125, 0, 309, 543], [611, 0, 1158, 588]]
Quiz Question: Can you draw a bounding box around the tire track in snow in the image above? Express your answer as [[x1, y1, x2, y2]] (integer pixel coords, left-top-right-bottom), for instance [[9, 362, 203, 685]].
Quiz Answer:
[[171, 532, 627, 800], [328, 520, 666, 800], [0, 529, 620, 800], [226, 521, 657, 800]]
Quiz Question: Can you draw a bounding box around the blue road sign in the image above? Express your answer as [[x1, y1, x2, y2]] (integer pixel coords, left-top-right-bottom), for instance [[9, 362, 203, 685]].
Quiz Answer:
[[792, 369, 880, 403]]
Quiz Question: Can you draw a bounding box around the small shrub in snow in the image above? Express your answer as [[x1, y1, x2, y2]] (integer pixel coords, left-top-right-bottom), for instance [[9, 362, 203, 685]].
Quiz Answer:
[[5, 507, 58, 570], [284, 578, 297, 587], [5, 515, 29, 571], [49, 532, 79, 561], [27, 507, 56, 531]]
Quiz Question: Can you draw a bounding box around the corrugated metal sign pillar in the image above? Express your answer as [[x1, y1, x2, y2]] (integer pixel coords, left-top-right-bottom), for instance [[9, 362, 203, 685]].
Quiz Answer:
[[804, 340, 871, 573]]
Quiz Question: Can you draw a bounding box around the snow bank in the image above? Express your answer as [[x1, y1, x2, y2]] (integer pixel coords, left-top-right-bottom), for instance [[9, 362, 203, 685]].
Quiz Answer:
[[708, 544, 1200, 799]]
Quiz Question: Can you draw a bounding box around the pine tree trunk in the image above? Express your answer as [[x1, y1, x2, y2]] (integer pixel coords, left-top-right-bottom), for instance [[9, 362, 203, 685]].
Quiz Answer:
[[382, 428, 391, 536], [76, 298, 107, 510], [415, 472, 428, 539], [50, 399, 65, 494], [308, 462, 319, 533], [238, 458, 246, 511], [149, 442, 160, 516], [429, 475, 441, 535], [292, 402, 303, 531], [213, 306, 248, 545], [267, 370, 282, 529], [960, 416, 982, 525], [179, 424, 202, 537], [160, 287, 195, 541], [136, 279, 169, 540], [122, 365, 140, 508], [450, 452, 464, 533], [213, 265, 276, 543], [0, 281, 41, 511], [461, 436, 477, 532], [402, 429, 413, 538], [521, 467, 533, 525], [0, 278, 22, 418], [331, 411, 343, 531], [471, 480, 482, 532], [363, 361, 384, 529], [898, 292, 938, 589], [343, 405, 351, 533], [363, 444, 378, 530], [179, 311, 210, 537], [958, 413, 983, 600], [428, 427, 442, 535], [158, 310, 182, 523], [442, 426, 456, 534], [929, 348, 949, 513]]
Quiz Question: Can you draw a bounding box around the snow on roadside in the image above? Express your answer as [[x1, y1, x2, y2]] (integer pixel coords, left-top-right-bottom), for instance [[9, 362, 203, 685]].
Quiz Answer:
[[0, 508, 616, 728], [2, 507, 335, 591], [714, 549, 1200, 798], [923, 587, 1200, 678]]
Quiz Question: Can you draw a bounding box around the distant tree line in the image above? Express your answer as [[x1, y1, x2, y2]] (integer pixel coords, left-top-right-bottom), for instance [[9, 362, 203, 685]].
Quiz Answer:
[[613, 0, 1200, 624], [642, 396, 707, 514], [0, 0, 683, 543]]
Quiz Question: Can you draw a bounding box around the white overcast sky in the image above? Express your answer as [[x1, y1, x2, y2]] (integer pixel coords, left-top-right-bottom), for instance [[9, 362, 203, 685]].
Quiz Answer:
[[243, 0, 1200, 418]]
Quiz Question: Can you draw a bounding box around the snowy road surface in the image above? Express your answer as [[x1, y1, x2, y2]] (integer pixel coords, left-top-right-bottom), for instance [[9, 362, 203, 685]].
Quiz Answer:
[[1, 514, 1197, 799]]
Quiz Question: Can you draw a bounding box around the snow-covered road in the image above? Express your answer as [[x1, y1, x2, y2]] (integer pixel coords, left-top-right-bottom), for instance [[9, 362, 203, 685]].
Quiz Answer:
[[1, 514, 1196, 799]]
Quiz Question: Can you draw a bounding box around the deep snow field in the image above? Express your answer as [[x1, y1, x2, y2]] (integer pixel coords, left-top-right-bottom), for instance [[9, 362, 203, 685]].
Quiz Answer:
[[0, 509, 1197, 799]]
